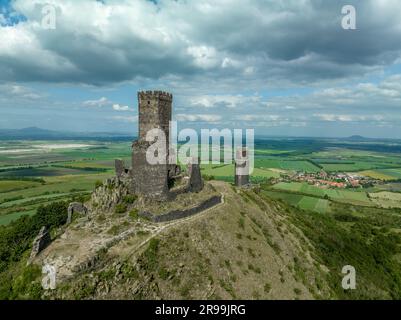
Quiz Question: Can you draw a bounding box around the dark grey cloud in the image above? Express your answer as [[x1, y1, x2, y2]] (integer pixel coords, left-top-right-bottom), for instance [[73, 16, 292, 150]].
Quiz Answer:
[[0, 0, 400, 87]]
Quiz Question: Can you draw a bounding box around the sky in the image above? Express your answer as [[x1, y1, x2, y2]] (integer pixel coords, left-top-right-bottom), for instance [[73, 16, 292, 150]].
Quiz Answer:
[[0, 0, 401, 138]]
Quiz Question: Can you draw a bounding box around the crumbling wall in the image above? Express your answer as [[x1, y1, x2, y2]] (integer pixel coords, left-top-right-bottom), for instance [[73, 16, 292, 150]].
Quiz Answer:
[[139, 195, 222, 223], [187, 158, 204, 192], [67, 202, 88, 224], [28, 226, 51, 264]]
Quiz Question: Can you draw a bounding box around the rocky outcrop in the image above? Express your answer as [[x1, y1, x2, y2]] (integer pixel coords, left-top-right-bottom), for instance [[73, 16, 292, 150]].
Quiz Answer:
[[67, 202, 88, 224], [91, 177, 130, 213], [28, 226, 51, 265]]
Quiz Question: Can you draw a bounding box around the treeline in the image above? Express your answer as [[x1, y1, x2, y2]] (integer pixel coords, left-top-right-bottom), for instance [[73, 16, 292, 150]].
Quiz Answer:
[[0, 177, 45, 183], [0, 201, 68, 299], [52, 165, 109, 172], [0, 165, 48, 173], [0, 202, 68, 275], [284, 200, 401, 299]]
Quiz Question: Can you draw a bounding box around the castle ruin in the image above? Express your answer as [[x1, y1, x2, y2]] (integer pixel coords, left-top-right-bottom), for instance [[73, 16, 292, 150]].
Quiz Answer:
[[116, 91, 203, 201], [235, 147, 250, 187]]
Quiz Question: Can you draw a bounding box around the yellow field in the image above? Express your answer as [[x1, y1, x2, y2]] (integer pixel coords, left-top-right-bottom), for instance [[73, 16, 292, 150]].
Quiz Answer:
[[369, 191, 401, 208], [358, 170, 396, 181]]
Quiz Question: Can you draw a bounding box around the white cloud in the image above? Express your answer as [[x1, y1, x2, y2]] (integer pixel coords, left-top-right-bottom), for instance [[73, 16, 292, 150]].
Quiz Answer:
[[112, 115, 138, 123], [175, 114, 222, 122], [187, 46, 219, 69], [83, 97, 110, 107], [0, 83, 42, 100], [112, 104, 130, 111], [313, 114, 386, 122], [188, 94, 260, 108]]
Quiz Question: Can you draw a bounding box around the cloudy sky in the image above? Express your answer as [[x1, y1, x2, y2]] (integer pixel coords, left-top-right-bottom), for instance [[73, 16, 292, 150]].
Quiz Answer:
[[1, 0, 401, 138]]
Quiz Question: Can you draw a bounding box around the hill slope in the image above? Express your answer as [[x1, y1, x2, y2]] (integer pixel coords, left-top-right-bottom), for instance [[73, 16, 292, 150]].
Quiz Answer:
[[39, 181, 331, 300]]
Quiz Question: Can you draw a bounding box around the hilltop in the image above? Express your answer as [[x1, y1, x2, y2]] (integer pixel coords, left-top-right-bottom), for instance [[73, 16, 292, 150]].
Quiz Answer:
[[34, 181, 331, 300]]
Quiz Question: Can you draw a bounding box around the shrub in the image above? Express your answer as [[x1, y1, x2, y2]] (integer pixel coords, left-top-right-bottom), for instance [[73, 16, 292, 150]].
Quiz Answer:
[[129, 209, 139, 219], [202, 174, 215, 181], [107, 225, 121, 235], [238, 217, 245, 230], [115, 204, 127, 214], [143, 238, 160, 271], [123, 194, 137, 204], [294, 288, 302, 295], [94, 180, 103, 189]]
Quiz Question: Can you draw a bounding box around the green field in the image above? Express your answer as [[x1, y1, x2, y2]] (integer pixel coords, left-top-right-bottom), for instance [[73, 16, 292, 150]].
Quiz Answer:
[[201, 164, 280, 182], [271, 182, 372, 206], [0, 180, 41, 193], [254, 159, 320, 172], [0, 141, 125, 225], [2, 138, 401, 224], [263, 190, 330, 213]]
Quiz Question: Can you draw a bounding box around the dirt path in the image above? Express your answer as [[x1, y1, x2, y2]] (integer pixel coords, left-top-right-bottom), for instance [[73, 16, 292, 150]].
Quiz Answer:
[[125, 183, 226, 257]]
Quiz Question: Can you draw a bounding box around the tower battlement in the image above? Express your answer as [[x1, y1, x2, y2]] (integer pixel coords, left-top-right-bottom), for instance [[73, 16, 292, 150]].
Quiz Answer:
[[137, 90, 172, 143], [138, 90, 173, 102]]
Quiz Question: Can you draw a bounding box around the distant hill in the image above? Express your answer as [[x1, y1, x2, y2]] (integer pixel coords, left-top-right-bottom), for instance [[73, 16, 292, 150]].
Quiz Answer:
[[0, 127, 134, 140], [347, 135, 369, 141]]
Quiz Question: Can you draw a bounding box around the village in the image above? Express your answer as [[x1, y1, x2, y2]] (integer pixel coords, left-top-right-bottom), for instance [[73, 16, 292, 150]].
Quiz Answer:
[[273, 170, 381, 189]]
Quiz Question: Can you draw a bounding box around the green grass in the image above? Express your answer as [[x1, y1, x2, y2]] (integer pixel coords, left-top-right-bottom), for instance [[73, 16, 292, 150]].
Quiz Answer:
[[272, 182, 371, 206], [263, 190, 330, 213], [0, 180, 41, 193], [254, 159, 320, 172], [0, 209, 37, 226]]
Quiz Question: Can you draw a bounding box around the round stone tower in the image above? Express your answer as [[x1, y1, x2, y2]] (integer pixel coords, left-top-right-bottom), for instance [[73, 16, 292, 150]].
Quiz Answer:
[[131, 91, 173, 200], [138, 90, 172, 147]]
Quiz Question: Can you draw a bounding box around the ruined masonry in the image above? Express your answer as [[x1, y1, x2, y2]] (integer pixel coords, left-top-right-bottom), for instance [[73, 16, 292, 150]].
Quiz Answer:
[[116, 91, 202, 200], [235, 147, 250, 187], [28, 226, 51, 265], [187, 157, 204, 193]]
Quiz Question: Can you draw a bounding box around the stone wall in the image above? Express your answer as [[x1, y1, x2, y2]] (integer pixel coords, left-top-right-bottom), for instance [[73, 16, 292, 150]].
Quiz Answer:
[[67, 202, 88, 224], [131, 140, 169, 200], [187, 158, 204, 192], [28, 226, 51, 264], [139, 195, 222, 223]]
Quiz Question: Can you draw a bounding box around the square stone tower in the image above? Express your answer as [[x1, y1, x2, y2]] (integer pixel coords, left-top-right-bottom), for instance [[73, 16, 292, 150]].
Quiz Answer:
[[131, 91, 173, 200]]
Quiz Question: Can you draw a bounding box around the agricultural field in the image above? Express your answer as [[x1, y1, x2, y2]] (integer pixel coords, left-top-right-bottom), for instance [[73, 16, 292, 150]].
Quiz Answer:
[[369, 192, 401, 209], [2, 136, 401, 224], [263, 190, 330, 214], [254, 159, 320, 172], [271, 182, 372, 206], [200, 164, 280, 182], [0, 140, 129, 225], [358, 170, 397, 181]]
